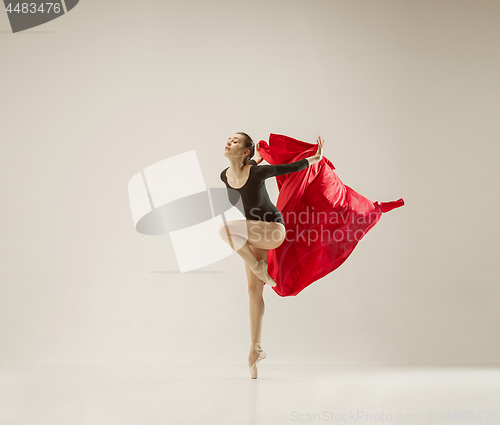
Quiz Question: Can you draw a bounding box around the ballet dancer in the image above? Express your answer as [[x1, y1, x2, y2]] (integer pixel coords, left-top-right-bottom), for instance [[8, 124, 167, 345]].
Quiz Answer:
[[218, 132, 324, 378]]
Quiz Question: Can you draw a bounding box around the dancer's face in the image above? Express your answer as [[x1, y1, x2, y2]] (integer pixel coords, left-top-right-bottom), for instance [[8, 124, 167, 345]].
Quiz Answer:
[[224, 133, 249, 159]]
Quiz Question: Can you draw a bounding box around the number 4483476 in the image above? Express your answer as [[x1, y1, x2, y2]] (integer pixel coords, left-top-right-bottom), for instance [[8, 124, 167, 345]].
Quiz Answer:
[[5, 3, 62, 14]]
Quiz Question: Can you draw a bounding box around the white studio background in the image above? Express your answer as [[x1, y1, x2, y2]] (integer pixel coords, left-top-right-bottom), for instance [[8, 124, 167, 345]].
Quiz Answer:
[[0, 0, 499, 366]]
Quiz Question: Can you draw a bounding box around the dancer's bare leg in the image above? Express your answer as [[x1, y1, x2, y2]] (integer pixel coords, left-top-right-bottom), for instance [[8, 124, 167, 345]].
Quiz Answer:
[[218, 220, 285, 369], [218, 219, 285, 269], [244, 245, 268, 366], [223, 234, 259, 269]]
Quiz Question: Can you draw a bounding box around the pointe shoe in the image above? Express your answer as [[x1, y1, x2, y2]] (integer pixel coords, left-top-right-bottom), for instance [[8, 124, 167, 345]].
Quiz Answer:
[[250, 260, 277, 287], [249, 348, 266, 379]]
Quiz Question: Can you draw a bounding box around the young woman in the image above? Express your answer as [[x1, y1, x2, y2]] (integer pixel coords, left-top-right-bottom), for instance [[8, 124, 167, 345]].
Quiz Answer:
[[218, 132, 324, 379]]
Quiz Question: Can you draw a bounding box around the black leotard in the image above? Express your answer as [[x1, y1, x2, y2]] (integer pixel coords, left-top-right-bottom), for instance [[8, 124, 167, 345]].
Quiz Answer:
[[220, 158, 309, 227]]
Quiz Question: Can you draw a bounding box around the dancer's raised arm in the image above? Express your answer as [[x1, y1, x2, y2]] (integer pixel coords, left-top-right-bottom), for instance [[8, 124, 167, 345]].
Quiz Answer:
[[255, 136, 326, 180], [255, 158, 309, 180]]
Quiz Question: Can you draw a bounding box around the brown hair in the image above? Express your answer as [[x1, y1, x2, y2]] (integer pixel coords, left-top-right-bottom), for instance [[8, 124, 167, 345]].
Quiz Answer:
[[236, 132, 255, 165]]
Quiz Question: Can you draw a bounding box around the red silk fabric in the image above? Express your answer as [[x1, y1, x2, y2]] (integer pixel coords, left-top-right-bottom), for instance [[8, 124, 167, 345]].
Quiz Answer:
[[258, 133, 404, 297]]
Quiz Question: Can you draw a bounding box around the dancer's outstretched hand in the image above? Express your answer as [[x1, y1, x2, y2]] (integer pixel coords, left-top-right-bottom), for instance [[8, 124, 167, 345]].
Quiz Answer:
[[315, 136, 325, 160]]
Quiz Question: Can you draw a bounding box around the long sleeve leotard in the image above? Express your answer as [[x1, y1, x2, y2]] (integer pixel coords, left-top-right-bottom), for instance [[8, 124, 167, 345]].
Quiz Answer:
[[220, 158, 309, 227]]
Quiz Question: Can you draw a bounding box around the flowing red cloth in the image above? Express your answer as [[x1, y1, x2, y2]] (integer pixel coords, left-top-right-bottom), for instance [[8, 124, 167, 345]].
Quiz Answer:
[[258, 133, 404, 297]]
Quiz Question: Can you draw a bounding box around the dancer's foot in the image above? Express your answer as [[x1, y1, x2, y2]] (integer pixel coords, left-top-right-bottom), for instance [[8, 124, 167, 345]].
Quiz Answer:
[[250, 260, 277, 287], [248, 345, 263, 366], [248, 344, 266, 379]]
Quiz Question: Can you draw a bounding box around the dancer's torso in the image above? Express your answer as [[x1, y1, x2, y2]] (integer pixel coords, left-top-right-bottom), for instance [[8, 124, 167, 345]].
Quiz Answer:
[[220, 158, 309, 227]]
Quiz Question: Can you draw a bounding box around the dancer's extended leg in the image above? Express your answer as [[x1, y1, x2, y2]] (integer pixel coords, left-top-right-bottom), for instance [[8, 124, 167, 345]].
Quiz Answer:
[[245, 245, 266, 342], [245, 245, 267, 371]]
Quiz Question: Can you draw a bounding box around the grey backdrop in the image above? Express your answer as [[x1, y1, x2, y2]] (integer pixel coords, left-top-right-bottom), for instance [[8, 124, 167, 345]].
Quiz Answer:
[[1, 0, 499, 365]]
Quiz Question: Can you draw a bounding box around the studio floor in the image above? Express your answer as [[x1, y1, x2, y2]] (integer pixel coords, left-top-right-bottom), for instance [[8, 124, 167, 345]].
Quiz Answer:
[[1, 363, 499, 424]]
